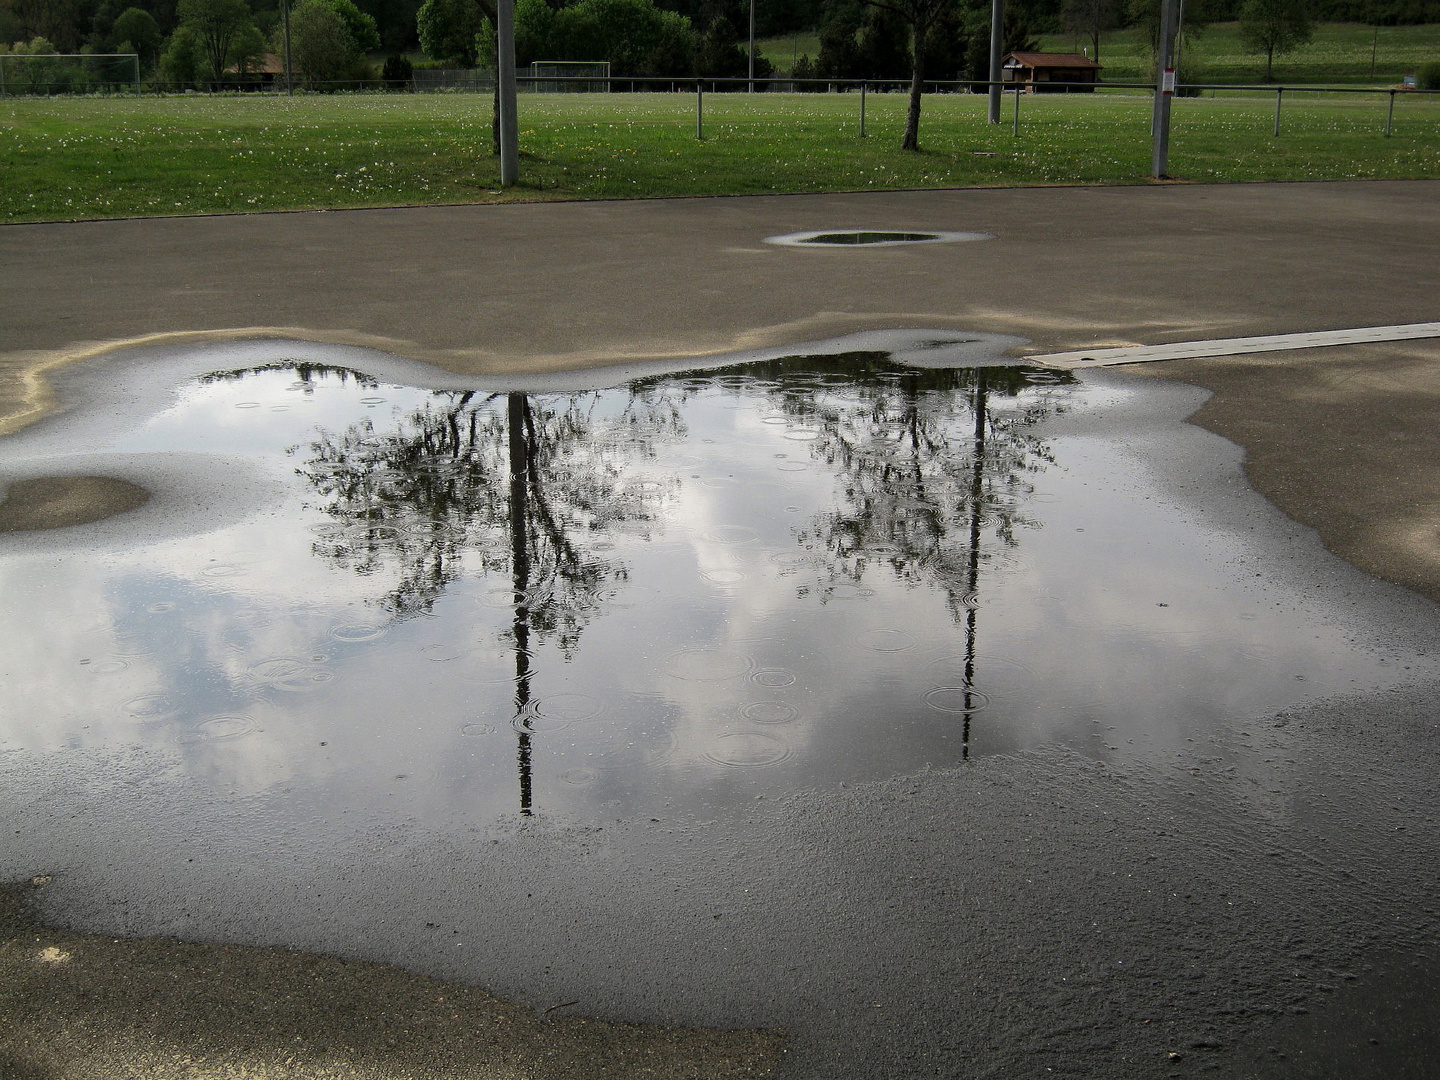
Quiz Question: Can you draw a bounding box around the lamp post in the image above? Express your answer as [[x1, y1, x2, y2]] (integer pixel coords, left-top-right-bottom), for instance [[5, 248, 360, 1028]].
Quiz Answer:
[[497, 0, 518, 185], [748, 0, 756, 92], [1151, 0, 1179, 177], [987, 0, 1004, 123], [282, 0, 293, 95]]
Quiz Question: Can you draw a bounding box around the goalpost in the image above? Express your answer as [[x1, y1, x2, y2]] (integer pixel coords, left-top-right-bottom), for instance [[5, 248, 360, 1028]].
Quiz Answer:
[[528, 61, 610, 93], [0, 53, 141, 97]]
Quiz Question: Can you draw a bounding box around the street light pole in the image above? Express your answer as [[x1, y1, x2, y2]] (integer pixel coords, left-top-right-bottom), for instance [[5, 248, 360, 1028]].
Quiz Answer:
[[497, 0, 519, 185], [987, 0, 1004, 123], [748, 0, 756, 92], [281, 0, 293, 95], [1151, 0, 1179, 177]]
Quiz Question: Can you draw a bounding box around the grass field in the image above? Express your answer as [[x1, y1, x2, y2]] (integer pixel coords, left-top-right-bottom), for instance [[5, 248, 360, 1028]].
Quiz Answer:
[[760, 22, 1440, 84], [1037, 21, 1440, 85], [2, 89, 1437, 223]]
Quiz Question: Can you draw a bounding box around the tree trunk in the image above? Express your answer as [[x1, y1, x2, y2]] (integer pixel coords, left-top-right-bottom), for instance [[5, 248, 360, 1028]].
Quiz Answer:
[[902, 20, 925, 151], [492, 79, 501, 155]]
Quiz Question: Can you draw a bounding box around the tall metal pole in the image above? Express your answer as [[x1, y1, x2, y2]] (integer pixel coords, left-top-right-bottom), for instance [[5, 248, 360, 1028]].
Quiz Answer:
[[1150, 0, 1178, 178], [748, 0, 755, 92], [282, 0, 293, 96], [497, 0, 519, 186], [987, 0, 1004, 123]]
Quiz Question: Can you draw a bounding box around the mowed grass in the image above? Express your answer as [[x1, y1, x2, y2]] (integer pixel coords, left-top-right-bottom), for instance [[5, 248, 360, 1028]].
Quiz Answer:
[[2, 88, 1438, 222], [1037, 21, 1440, 85]]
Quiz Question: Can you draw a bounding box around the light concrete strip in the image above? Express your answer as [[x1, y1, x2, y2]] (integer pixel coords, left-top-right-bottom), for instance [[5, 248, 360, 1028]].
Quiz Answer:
[[1029, 321, 1440, 368]]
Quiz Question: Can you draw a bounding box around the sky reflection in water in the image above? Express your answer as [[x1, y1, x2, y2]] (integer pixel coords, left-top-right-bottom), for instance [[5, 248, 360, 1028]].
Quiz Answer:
[[0, 354, 1406, 822]]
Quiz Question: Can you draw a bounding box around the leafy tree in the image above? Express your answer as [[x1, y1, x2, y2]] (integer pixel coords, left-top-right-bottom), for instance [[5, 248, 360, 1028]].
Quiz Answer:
[[158, 22, 202, 80], [0, 35, 62, 90], [544, 0, 700, 77], [318, 0, 379, 51], [282, 0, 377, 85], [0, 5, 22, 43], [1238, 0, 1311, 80], [860, 0, 956, 149], [510, 0, 551, 65], [5, 0, 83, 49], [815, 1, 961, 82], [110, 5, 160, 65], [694, 11, 750, 77], [380, 49, 411, 83], [176, 0, 255, 81], [416, 0, 480, 63], [289, 0, 355, 82]]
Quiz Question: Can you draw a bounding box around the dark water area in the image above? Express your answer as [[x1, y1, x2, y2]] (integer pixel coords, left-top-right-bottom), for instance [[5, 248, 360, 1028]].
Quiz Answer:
[[0, 350, 1419, 826]]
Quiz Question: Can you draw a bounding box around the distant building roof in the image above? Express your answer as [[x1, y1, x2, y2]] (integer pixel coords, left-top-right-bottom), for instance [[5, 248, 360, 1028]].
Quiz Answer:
[[1005, 52, 1103, 70]]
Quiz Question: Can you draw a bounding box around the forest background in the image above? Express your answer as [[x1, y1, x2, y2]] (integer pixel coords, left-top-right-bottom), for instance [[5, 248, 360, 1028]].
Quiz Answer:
[[4, 0, 1440, 94]]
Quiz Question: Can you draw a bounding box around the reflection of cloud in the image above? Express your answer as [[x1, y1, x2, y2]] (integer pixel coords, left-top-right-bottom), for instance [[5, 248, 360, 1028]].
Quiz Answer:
[[1, 353, 1433, 837]]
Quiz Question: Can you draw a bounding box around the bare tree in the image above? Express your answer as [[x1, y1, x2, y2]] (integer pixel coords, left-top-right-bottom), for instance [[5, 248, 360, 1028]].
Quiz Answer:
[[1062, 0, 1118, 64]]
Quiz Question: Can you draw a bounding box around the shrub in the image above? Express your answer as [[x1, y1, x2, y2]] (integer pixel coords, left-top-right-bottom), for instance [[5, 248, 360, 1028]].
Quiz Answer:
[[1419, 61, 1440, 90], [382, 53, 413, 88]]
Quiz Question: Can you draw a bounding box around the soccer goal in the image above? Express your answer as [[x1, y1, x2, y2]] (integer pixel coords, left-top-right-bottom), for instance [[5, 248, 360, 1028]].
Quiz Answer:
[[528, 61, 610, 93], [0, 53, 140, 96]]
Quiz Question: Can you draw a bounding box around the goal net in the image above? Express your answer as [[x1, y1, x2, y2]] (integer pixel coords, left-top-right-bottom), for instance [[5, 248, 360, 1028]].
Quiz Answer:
[[528, 61, 610, 93]]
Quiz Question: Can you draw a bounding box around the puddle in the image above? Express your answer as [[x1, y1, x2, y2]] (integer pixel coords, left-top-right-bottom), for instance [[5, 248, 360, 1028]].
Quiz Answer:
[[764, 229, 991, 248], [0, 346, 1429, 825]]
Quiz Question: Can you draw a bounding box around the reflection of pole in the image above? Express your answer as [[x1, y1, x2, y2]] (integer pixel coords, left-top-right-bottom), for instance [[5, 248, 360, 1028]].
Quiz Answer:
[[508, 393, 534, 814], [961, 370, 988, 760]]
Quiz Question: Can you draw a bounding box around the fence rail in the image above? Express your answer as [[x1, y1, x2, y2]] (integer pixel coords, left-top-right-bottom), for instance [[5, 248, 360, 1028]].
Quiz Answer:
[[5, 70, 1439, 99], [4, 69, 1436, 142]]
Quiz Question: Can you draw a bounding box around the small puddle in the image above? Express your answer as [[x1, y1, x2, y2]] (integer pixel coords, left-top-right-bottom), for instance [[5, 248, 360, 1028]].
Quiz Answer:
[[0, 346, 1423, 824], [764, 229, 991, 247]]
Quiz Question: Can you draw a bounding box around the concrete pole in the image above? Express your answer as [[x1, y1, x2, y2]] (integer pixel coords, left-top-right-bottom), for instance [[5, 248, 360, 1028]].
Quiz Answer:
[[497, 0, 519, 186], [987, 0, 1004, 123], [1150, 0, 1178, 178], [282, 0, 293, 96], [748, 0, 755, 92]]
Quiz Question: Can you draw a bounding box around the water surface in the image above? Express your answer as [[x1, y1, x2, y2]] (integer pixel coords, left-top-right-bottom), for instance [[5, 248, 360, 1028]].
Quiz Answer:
[[0, 350, 1413, 825]]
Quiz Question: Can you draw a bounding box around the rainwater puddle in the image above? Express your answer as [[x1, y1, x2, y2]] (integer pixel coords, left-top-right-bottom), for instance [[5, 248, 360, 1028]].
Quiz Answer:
[[0, 349, 1424, 823]]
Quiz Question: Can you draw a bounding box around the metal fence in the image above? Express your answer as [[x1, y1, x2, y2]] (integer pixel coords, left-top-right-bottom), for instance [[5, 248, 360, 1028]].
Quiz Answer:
[[5, 65, 1436, 143], [0, 52, 140, 96]]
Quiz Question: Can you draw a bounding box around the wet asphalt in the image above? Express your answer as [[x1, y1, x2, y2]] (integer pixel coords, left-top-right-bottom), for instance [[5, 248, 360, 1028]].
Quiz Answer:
[[2, 181, 1440, 1079]]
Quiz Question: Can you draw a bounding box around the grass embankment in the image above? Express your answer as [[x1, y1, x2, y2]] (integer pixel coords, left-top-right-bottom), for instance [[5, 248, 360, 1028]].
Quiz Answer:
[[760, 21, 1440, 84], [2, 90, 1437, 223], [1038, 21, 1440, 84]]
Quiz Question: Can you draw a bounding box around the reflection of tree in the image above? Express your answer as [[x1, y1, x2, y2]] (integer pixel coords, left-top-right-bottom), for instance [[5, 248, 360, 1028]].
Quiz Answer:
[[280, 372, 683, 638], [750, 355, 1074, 757], [211, 364, 684, 815]]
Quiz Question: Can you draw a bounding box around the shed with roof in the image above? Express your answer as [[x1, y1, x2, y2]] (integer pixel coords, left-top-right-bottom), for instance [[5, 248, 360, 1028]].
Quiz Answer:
[[1001, 52, 1102, 91]]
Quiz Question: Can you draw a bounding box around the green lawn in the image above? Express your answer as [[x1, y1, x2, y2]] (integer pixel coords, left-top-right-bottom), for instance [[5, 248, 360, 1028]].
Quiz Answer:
[[2, 89, 1437, 223], [1037, 21, 1440, 85]]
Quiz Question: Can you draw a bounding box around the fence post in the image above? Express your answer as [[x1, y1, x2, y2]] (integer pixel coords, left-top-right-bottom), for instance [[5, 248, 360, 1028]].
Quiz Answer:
[[1, 56, 6, 99], [860, 81, 867, 137], [1012, 84, 1020, 134], [1273, 87, 1282, 136], [1386, 88, 1396, 137], [696, 80, 703, 140], [133, 53, 140, 97]]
